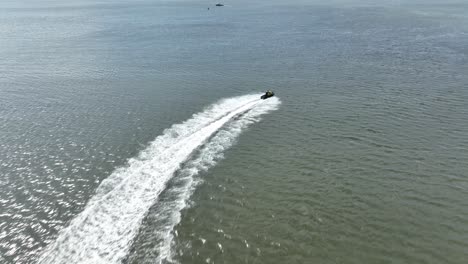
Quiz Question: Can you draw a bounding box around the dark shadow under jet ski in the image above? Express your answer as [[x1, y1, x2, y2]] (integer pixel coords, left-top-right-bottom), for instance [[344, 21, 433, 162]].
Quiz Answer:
[[261, 90, 275, 100]]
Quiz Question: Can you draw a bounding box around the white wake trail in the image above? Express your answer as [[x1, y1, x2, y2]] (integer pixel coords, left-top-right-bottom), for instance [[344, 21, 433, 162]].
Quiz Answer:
[[150, 96, 280, 263], [38, 94, 280, 264]]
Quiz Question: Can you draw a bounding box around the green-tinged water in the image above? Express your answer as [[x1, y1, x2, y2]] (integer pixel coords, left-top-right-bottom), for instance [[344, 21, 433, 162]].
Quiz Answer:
[[1, 0, 467, 263]]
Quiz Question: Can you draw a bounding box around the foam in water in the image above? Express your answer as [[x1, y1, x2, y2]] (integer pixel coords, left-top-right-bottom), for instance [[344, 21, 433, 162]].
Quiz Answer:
[[38, 94, 280, 264], [150, 96, 280, 263]]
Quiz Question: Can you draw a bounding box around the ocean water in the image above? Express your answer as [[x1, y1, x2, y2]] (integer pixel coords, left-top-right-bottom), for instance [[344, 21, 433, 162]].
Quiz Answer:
[[1, 0, 468, 263]]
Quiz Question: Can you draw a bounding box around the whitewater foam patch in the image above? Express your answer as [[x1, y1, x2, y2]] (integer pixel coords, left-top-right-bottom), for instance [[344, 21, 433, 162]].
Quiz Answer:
[[38, 94, 280, 264], [150, 96, 280, 263]]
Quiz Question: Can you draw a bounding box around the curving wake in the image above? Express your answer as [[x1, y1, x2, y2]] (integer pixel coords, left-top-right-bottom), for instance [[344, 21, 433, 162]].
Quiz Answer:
[[38, 94, 280, 264]]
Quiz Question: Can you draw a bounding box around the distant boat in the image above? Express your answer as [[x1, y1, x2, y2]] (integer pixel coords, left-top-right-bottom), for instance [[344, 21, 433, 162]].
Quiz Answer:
[[215, 3, 224, 6]]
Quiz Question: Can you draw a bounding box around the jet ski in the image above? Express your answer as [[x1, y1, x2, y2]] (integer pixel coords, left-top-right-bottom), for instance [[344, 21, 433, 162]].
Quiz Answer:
[[261, 90, 275, 100], [215, 3, 224, 6]]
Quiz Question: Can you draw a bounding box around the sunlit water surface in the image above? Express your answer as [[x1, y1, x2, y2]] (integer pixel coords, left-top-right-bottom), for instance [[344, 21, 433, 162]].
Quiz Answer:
[[1, 0, 467, 263]]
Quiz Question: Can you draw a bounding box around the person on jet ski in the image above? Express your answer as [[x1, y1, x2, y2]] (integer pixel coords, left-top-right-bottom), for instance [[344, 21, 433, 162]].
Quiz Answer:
[[261, 90, 274, 99]]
